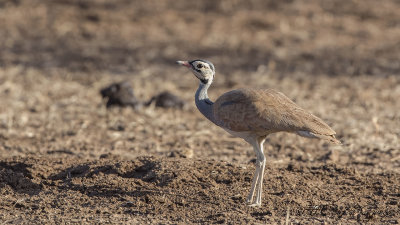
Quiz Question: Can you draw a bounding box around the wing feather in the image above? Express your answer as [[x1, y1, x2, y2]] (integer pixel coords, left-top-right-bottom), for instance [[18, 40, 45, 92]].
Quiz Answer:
[[213, 88, 336, 137]]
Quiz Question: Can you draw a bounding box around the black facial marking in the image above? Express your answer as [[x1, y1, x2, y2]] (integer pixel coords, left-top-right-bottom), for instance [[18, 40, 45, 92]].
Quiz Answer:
[[200, 78, 208, 84]]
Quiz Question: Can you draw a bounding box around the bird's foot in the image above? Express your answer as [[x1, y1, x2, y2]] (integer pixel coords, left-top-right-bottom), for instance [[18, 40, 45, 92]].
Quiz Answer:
[[247, 202, 262, 207], [246, 197, 261, 207]]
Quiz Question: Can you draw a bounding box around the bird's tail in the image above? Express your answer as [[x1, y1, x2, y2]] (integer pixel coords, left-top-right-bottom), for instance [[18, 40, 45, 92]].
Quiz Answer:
[[297, 131, 342, 145], [314, 134, 342, 145]]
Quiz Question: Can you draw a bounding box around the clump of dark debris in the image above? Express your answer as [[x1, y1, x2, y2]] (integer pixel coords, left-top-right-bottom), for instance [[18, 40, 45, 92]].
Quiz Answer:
[[100, 81, 141, 108], [145, 91, 186, 109], [100, 82, 185, 109]]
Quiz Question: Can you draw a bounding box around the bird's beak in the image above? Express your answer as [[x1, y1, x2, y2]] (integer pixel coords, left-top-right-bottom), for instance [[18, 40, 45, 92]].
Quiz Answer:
[[176, 60, 191, 68]]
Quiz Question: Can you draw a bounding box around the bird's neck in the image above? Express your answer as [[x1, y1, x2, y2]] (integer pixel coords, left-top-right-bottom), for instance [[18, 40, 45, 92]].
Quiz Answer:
[[195, 81, 217, 125]]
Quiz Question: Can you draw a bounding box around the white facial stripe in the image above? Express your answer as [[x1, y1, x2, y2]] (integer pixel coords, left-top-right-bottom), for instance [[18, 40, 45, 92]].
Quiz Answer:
[[189, 60, 215, 83]]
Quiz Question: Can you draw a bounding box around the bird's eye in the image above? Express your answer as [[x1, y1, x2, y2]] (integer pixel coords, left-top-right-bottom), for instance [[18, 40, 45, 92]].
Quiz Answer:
[[197, 64, 203, 69]]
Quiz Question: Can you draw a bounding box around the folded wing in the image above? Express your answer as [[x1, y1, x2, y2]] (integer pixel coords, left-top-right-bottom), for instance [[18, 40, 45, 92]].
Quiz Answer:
[[213, 88, 337, 139]]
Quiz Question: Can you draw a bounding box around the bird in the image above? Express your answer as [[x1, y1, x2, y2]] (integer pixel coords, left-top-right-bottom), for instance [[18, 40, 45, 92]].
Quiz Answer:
[[177, 59, 341, 207]]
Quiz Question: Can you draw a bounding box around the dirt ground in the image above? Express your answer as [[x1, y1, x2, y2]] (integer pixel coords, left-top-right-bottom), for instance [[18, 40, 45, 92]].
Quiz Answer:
[[0, 0, 399, 224]]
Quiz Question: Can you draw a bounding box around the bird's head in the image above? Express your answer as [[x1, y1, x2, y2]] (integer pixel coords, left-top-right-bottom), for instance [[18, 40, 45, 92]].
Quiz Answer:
[[176, 59, 215, 85]]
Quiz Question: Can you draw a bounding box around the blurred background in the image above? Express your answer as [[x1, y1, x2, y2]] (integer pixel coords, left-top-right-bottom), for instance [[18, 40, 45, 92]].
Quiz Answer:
[[0, 0, 399, 172], [1, 0, 399, 75]]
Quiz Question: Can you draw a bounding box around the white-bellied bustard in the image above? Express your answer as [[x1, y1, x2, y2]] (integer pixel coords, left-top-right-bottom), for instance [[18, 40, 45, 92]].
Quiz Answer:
[[177, 59, 340, 207]]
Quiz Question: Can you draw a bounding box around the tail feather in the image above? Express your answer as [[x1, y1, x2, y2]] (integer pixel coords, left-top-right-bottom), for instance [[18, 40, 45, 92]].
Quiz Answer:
[[297, 131, 341, 145], [313, 133, 342, 145]]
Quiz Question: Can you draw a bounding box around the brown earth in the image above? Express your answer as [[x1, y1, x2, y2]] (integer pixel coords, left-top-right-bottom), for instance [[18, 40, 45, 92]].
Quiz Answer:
[[0, 0, 399, 224]]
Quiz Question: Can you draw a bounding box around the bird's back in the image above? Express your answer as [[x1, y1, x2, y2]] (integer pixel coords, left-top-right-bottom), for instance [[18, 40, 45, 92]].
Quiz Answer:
[[213, 88, 337, 138]]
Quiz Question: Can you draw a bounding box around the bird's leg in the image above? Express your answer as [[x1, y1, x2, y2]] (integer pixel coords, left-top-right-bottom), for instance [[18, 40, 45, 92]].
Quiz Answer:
[[246, 157, 260, 204], [246, 137, 266, 206], [254, 138, 266, 205], [255, 159, 266, 205]]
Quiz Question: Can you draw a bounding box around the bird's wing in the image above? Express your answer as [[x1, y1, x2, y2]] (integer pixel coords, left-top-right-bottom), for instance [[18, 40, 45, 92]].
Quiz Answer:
[[213, 88, 336, 136]]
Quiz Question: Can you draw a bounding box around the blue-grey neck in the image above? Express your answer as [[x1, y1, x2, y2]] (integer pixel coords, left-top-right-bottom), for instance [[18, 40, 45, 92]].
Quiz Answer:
[[195, 81, 218, 126]]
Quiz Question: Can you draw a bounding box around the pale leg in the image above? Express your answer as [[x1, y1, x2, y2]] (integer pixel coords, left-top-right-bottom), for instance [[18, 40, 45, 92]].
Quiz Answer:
[[246, 137, 266, 206], [246, 157, 260, 204], [254, 138, 266, 205]]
